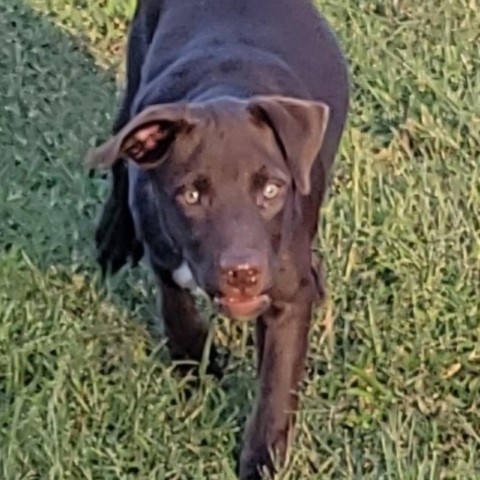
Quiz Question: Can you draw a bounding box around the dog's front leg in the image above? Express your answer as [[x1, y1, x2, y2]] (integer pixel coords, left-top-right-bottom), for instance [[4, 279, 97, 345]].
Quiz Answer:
[[154, 271, 223, 379], [239, 290, 314, 479]]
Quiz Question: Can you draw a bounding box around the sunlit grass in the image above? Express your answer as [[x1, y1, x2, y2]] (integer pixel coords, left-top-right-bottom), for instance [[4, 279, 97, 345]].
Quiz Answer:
[[1, 0, 479, 478]]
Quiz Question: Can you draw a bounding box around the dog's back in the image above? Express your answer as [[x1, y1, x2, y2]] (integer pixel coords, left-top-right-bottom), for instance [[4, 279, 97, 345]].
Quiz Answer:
[[137, 0, 348, 119]]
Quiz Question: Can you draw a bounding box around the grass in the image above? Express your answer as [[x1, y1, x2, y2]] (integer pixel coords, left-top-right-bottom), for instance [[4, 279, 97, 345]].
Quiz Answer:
[[0, 0, 479, 478]]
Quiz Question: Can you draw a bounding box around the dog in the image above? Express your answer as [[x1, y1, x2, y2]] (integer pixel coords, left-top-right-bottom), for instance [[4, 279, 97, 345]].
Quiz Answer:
[[86, 0, 349, 477]]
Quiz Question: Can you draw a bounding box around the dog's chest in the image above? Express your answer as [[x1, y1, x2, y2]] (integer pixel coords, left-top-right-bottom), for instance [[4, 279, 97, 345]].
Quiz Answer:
[[171, 261, 204, 295]]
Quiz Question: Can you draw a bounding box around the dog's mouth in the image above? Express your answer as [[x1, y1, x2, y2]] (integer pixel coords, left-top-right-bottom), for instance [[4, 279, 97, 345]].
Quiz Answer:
[[214, 294, 271, 320]]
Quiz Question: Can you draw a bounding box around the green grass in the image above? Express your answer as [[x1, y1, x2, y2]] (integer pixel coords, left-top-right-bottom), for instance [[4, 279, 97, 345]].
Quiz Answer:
[[1, 0, 479, 478]]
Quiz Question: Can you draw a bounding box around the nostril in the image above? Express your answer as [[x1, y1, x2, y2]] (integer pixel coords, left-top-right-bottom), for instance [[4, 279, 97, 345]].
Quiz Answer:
[[222, 265, 260, 290], [247, 269, 258, 281], [226, 269, 238, 286]]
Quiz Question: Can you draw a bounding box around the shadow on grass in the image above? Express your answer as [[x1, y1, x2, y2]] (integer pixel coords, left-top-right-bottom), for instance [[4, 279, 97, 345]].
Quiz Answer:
[[0, 0, 118, 269], [0, 1, 255, 473]]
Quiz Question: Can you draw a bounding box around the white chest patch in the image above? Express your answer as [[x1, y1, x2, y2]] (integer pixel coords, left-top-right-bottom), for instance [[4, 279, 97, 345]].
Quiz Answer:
[[172, 261, 203, 296]]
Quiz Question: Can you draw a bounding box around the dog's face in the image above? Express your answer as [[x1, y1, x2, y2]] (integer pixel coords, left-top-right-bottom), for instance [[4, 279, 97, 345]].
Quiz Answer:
[[87, 96, 329, 319]]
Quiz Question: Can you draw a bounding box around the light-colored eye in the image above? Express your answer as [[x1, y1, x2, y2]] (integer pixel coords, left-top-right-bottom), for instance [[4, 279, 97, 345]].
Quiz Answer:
[[262, 182, 281, 200], [183, 189, 200, 205]]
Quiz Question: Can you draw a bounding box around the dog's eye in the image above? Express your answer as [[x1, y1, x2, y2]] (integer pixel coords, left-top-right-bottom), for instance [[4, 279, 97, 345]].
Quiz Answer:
[[262, 182, 281, 200], [183, 188, 201, 205]]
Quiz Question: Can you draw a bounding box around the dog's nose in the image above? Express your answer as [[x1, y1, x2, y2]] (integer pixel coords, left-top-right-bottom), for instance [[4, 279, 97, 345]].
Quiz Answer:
[[222, 264, 260, 290], [219, 251, 264, 296]]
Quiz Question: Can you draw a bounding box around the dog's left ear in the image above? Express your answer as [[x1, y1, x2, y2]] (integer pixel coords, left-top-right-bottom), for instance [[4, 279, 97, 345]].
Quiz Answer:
[[247, 96, 330, 195]]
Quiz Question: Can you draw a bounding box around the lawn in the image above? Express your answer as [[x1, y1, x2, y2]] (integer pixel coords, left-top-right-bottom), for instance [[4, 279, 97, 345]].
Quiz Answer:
[[0, 0, 479, 478]]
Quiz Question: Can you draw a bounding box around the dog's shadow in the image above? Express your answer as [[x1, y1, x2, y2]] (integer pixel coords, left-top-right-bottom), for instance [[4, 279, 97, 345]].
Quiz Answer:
[[1, 0, 255, 468]]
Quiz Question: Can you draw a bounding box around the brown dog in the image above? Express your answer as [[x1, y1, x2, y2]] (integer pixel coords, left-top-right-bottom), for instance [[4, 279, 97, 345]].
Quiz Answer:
[[87, 0, 349, 477]]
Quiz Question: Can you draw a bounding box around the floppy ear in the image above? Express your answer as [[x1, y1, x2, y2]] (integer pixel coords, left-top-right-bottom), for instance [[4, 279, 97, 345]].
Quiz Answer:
[[247, 95, 330, 195], [84, 103, 196, 170]]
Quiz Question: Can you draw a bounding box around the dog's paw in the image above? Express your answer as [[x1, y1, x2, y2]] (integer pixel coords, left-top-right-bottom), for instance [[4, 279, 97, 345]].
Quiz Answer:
[[171, 343, 225, 381], [239, 434, 290, 480], [239, 445, 276, 480], [239, 416, 292, 480]]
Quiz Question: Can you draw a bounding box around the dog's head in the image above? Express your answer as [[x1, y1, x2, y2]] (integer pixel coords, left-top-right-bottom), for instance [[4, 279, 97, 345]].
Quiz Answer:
[[87, 96, 329, 319]]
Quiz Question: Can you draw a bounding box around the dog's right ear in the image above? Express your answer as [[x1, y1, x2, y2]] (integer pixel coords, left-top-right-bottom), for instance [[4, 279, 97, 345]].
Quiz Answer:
[[84, 104, 198, 170]]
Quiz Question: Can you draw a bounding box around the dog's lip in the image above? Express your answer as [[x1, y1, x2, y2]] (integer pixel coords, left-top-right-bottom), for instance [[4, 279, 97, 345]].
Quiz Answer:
[[214, 294, 271, 320]]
